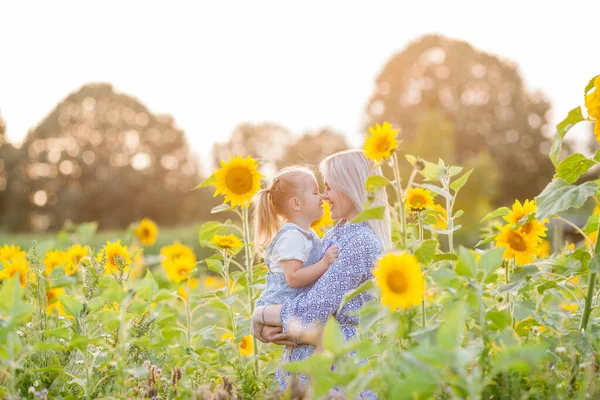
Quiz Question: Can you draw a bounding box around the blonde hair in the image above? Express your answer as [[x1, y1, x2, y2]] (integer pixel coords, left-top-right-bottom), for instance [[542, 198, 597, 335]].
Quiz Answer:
[[319, 149, 392, 249], [252, 166, 316, 255]]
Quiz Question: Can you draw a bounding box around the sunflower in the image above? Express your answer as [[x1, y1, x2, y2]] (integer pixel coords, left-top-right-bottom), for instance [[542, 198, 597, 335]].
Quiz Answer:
[[210, 234, 243, 253], [163, 256, 196, 283], [0, 244, 26, 262], [65, 244, 88, 275], [373, 252, 424, 311], [161, 242, 196, 265], [97, 241, 132, 275], [46, 287, 72, 317], [561, 303, 579, 313], [204, 275, 226, 290], [177, 278, 200, 302], [311, 202, 335, 237], [135, 218, 158, 246], [585, 76, 600, 140], [212, 155, 263, 208], [428, 203, 447, 229], [538, 240, 551, 258], [0, 257, 29, 287], [363, 121, 399, 163], [587, 231, 598, 249], [239, 335, 254, 357], [495, 226, 540, 265], [405, 187, 434, 213], [44, 250, 67, 276], [503, 199, 547, 241]]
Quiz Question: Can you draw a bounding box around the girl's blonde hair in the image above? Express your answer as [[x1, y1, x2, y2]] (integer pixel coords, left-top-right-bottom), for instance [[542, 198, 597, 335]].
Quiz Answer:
[[319, 149, 392, 249], [252, 166, 316, 255]]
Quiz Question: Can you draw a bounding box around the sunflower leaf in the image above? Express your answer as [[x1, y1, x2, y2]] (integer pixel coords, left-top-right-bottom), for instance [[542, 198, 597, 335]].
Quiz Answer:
[[584, 214, 600, 234], [556, 153, 597, 184], [481, 207, 510, 222], [365, 175, 390, 194], [415, 240, 439, 266], [450, 168, 474, 194], [352, 206, 386, 223], [210, 204, 235, 214], [535, 178, 599, 221], [549, 107, 585, 167], [479, 247, 505, 279], [437, 300, 469, 350], [455, 247, 477, 278], [585, 75, 599, 95], [475, 234, 499, 248], [193, 174, 216, 190]]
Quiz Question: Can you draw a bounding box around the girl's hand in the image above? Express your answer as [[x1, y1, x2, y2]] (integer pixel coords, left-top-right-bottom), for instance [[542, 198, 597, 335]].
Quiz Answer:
[[324, 245, 339, 266]]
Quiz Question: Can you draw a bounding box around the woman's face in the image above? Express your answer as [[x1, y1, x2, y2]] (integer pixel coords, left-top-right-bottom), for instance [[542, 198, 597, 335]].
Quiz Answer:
[[321, 180, 356, 221]]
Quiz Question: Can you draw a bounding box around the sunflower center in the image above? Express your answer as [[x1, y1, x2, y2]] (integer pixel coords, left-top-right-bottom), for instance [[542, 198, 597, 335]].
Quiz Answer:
[[225, 167, 253, 194], [507, 231, 528, 252], [410, 196, 426, 211], [387, 270, 408, 293], [374, 137, 391, 152], [142, 228, 151, 238], [176, 266, 189, 278], [240, 340, 248, 350]]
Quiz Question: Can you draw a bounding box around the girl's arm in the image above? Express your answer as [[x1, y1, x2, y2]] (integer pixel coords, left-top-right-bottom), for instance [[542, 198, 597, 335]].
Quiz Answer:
[[282, 246, 339, 288]]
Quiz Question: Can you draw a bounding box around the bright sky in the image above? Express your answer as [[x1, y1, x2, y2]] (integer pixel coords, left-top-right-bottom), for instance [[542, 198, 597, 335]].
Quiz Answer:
[[1, 0, 597, 174]]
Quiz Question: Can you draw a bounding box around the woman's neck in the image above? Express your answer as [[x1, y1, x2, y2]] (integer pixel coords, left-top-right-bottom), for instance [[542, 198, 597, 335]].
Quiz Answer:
[[340, 209, 359, 223]]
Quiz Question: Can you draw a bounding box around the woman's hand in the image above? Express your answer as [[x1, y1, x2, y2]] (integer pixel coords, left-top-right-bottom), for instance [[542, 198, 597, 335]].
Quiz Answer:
[[251, 306, 268, 343], [262, 326, 297, 346]]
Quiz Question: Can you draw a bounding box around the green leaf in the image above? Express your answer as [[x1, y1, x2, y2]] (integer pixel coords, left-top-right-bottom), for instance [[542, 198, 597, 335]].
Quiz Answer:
[[585, 75, 599, 95], [437, 301, 468, 350], [0, 275, 33, 326], [193, 174, 216, 190], [480, 207, 510, 222], [479, 247, 505, 279], [432, 253, 458, 262], [365, 175, 390, 194], [33, 342, 66, 352], [415, 240, 439, 266], [421, 160, 445, 182], [536, 280, 560, 295], [210, 204, 234, 214], [322, 317, 345, 355], [43, 328, 70, 340], [453, 209, 464, 219], [535, 179, 599, 221], [337, 280, 375, 313], [205, 259, 223, 274], [405, 154, 417, 166], [550, 107, 585, 167], [58, 294, 83, 319], [449, 166, 463, 177], [430, 266, 461, 288], [352, 206, 386, 223], [450, 168, 473, 193], [486, 310, 512, 331], [493, 344, 548, 374], [455, 247, 477, 278], [584, 214, 600, 234], [475, 234, 499, 248], [556, 153, 597, 184], [198, 221, 226, 245]]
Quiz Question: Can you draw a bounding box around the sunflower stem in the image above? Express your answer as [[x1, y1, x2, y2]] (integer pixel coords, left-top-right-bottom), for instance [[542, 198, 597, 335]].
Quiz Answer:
[[392, 153, 407, 249], [241, 207, 260, 378], [506, 259, 514, 329], [441, 171, 455, 254]]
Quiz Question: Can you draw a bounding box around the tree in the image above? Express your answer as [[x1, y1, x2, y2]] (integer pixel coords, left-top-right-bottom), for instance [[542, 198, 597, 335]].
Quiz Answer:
[[364, 34, 560, 207], [212, 123, 292, 176], [276, 128, 349, 171], [1, 83, 214, 232]]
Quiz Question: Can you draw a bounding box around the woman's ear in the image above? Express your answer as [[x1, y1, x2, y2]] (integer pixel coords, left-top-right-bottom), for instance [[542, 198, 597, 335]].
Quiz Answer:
[[289, 197, 301, 212]]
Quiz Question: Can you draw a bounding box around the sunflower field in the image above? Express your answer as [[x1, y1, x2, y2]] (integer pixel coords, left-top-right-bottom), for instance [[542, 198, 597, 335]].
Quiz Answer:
[[0, 75, 599, 399]]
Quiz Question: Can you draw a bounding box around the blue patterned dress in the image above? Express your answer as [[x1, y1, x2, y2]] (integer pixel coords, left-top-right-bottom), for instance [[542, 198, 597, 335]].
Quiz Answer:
[[277, 220, 383, 393]]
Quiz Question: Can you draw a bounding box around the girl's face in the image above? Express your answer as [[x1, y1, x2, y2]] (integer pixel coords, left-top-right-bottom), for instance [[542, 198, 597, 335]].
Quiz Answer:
[[298, 175, 324, 222], [321, 180, 356, 221]]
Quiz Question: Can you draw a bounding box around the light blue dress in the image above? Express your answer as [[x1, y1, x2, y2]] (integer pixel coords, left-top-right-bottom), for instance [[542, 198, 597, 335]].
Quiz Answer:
[[277, 220, 383, 396], [256, 223, 323, 307]]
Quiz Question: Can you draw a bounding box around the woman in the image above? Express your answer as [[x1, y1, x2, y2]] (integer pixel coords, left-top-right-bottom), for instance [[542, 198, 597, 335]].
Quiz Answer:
[[251, 149, 392, 392]]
